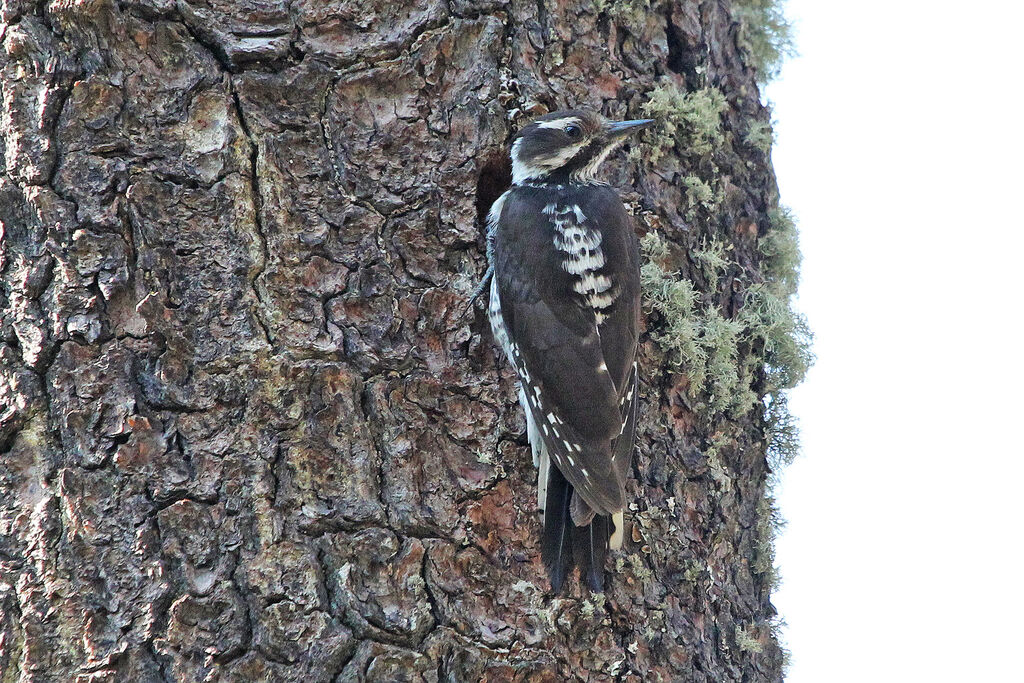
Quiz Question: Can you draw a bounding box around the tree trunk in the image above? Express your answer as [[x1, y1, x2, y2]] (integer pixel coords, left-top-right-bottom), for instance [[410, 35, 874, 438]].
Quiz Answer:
[[1, 0, 800, 681]]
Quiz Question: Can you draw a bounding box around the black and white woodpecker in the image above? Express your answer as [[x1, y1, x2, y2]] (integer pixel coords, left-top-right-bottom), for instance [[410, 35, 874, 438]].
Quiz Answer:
[[485, 110, 652, 592]]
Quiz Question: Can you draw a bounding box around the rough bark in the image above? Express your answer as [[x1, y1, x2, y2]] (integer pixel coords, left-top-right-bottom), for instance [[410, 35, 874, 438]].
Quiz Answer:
[[1, 0, 787, 681]]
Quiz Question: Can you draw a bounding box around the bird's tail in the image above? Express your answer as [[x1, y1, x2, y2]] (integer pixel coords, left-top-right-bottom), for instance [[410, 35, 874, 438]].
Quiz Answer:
[[541, 465, 613, 592]]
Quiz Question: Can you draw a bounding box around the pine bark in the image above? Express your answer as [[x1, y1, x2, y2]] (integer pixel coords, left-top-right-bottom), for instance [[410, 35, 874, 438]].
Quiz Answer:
[[1, 0, 786, 680]]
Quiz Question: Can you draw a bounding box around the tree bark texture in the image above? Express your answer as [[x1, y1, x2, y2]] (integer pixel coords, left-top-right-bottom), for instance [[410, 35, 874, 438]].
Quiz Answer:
[[1, 0, 788, 681]]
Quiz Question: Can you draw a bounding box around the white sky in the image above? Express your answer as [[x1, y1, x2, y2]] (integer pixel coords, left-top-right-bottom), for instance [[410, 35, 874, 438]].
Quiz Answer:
[[768, 1, 1024, 680]]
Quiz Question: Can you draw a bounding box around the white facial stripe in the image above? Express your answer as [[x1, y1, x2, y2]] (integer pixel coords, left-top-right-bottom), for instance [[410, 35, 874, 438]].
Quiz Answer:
[[511, 138, 587, 184], [573, 139, 624, 182], [536, 116, 583, 130], [541, 143, 585, 169], [511, 137, 551, 184]]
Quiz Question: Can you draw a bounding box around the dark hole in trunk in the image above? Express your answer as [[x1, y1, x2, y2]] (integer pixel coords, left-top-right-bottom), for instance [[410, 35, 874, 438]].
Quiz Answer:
[[474, 152, 512, 233]]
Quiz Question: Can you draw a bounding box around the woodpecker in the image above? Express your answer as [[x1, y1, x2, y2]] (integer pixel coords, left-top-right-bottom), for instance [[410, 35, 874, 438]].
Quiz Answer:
[[485, 110, 651, 592]]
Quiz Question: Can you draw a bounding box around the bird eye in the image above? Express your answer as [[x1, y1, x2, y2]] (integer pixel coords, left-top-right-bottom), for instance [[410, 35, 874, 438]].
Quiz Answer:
[[564, 123, 583, 140]]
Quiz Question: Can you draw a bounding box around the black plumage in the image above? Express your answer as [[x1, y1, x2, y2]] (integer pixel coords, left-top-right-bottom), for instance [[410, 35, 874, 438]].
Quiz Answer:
[[486, 110, 649, 592]]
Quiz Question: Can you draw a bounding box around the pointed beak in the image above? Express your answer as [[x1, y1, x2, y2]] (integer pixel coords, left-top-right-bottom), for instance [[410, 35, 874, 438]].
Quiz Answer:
[[607, 118, 656, 138]]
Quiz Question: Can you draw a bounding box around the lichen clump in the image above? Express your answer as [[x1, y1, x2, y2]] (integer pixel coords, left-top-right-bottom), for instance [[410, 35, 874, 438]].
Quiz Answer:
[[641, 228, 811, 421], [733, 0, 795, 83], [735, 623, 766, 654], [640, 232, 749, 416], [744, 119, 774, 154], [637, 83, 729, 227], [640, 85, 728, 165], [636, 70, 811, 620], [593, 0, 652, 26], [632, 0, 802, 667]]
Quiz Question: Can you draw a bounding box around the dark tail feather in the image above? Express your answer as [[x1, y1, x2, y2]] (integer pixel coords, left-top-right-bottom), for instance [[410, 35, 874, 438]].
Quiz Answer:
[[541, 466, 574, 593], [572, 512, 611, 592], [543, 467, 613, 593]]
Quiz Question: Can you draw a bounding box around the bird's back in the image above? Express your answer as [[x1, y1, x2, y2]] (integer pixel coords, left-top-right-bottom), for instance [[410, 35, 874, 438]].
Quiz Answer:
[[488, 180, 641, 591]]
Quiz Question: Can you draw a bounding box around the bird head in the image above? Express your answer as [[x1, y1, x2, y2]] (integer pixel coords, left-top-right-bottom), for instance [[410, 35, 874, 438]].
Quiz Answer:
[[509, 110, 654, 185]]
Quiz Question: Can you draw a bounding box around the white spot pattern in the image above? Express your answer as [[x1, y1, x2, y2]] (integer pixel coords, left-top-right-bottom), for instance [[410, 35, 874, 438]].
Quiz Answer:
[[618, 363, 638, 435], [573, 272, 613, 296], [488, 277, 512, 359], [493, 281, 588, 491], [588, 290, 617, 310], [548, 202, 617, 317]]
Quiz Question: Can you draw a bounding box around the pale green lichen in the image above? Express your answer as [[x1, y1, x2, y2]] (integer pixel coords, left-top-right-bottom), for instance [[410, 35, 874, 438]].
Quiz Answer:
[[638, 83, 728, 224], [752, 493, 785, 589], [744, 211, 812, 598], [733, 0, 795, 84], [579, 592, 607, 618], [640, 233, 703, 374], [641, 218, 812, 421], [628, 553, 654, 582], [682, 560, 703, 587], [735, 623, 765, 654], [702, 314, 746, 415], [640, 224, 810, 619], [594, 0, 651, 26], [744, 119, 775, 154], [682, 176, 721, 219], [760, 206, 802, 297], [744, 204, 812, 473], [634, 8, 808, 653], [740, 283, 812, 394], [640, 228, 671, 260], [693, 238, 731, 277], [639, 273, 750, 416], [641, 233, 765, 417], [765, 392, 800, 471], [641, 84, 727, 164]]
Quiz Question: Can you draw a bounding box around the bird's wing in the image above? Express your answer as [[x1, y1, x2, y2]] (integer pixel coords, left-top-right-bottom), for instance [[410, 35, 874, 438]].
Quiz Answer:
[[492, 187, 638, 515]]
